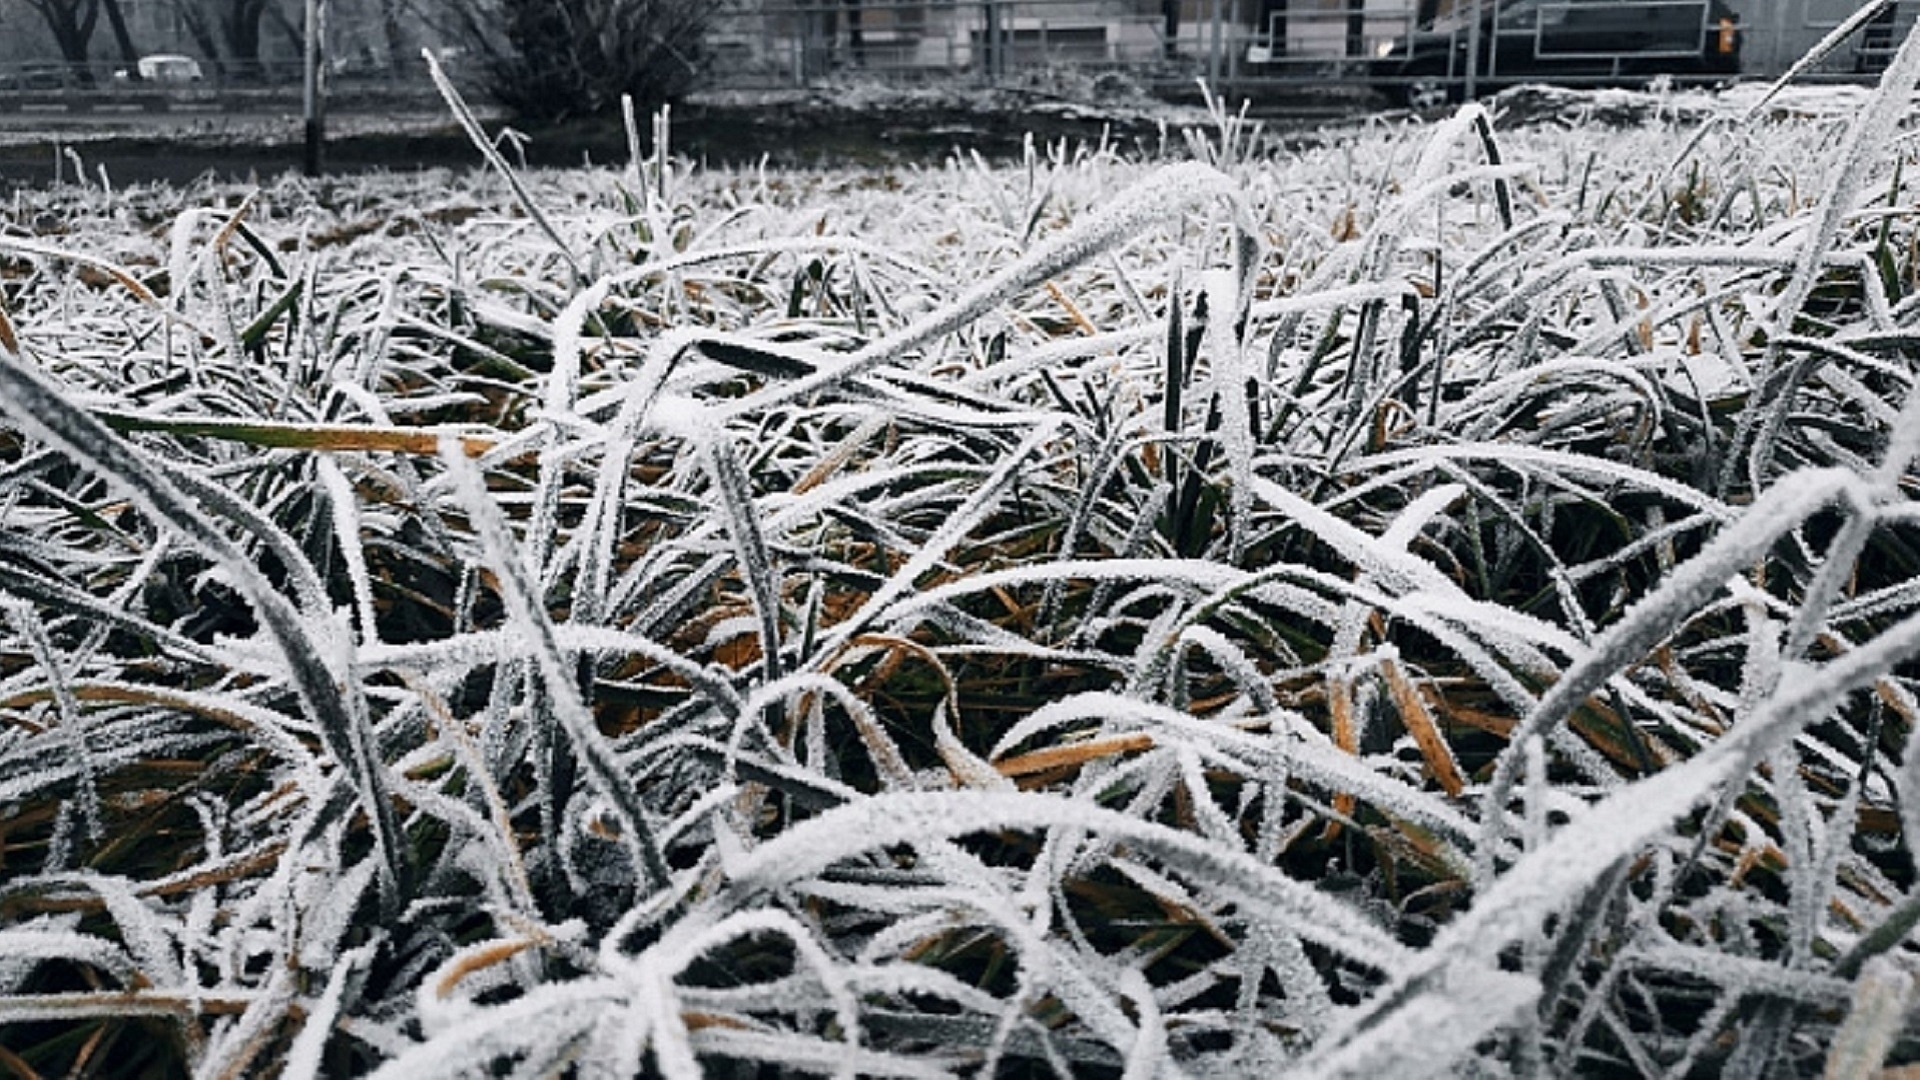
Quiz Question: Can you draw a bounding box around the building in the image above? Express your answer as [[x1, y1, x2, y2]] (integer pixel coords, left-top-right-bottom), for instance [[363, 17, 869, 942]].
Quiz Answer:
[[0, 0, 1908, 96], [709, 0, 1913, 87]]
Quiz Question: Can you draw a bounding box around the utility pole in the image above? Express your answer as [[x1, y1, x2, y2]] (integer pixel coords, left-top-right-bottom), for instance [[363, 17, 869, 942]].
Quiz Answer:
[[303, 0, 327, 176], [1228, 0, 1240, 83], [1464, 0, 1482, 101], [1209, 0, 1223, 86]]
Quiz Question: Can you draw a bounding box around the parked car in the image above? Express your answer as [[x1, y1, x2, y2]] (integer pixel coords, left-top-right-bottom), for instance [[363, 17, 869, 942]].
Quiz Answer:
[[0, 62, 78, 91], [1376, 0, 1742, 109], [115, 54, 205, 83]]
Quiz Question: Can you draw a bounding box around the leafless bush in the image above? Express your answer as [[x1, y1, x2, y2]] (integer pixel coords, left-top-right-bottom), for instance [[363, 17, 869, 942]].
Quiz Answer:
[[449, 0, 711, 122]]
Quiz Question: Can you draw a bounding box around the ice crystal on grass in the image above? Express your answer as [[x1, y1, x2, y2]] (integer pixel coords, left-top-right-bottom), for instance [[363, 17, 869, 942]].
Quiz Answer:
[[4, 54, 1920, 1077]]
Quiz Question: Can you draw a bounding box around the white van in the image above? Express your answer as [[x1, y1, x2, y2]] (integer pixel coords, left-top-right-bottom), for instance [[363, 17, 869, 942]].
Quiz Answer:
[[135, 55, 205, 83]]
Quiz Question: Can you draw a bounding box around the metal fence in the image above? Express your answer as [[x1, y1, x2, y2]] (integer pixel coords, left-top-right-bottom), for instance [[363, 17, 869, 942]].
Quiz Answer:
[[702, 0, 1914, 94], [1, 0, 1909, 113], [0, 56, 443, 113], [703, 0, 1420, 89]]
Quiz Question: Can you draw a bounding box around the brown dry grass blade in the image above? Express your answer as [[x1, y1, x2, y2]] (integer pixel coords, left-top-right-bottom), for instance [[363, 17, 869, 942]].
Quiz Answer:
[[1326, 674, 1359, 826], [210, 190, 259, 263], [97, 411, 499, 456], [994, 732, 1155, 780], [0, 293, 17, 356], [434, 938, 541, 1000], [0, 990, 292, 1021], [1, 682, 304, 746], [0, 236, 161, 307], [1045, 279, 1098, 336], [1381, 655, 1465, 797]]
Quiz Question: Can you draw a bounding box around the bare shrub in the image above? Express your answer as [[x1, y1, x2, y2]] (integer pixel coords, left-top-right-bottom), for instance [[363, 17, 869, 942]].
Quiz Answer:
[[449, 0, 712, 122]]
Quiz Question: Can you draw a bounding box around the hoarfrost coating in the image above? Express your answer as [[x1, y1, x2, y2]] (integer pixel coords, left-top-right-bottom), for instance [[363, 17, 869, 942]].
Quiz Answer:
[[2, 64, 1920, 1077]]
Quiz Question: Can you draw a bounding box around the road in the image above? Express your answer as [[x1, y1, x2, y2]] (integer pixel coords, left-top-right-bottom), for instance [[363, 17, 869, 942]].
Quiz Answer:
[[0, 83, 1380, 190], [0, 99, 503, 189]]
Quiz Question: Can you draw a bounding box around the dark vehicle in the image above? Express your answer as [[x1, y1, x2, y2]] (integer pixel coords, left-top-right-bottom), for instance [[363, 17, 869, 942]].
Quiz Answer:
[[1377, 0, 1742, 109], [0, 62, 82, 92]]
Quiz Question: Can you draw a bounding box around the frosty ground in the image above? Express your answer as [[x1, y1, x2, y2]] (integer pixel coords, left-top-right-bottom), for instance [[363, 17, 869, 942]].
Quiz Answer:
[[1, 69, 1919, 1077]]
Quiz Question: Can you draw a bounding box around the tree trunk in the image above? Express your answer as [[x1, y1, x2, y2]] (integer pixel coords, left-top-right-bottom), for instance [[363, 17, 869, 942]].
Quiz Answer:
[[28, 0, 103, 83], [168, 0, 226, 77], [266, 2, 304, 56], [379, 0, 408, 71], [100, 0, 141, 74], [1163, 0, 1181, 59], [220, 0, 268, 81]]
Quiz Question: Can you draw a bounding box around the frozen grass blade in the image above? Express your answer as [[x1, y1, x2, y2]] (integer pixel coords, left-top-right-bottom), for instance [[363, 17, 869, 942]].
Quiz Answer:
[[4, 600, 103, 843], [0, 349, 410, 913], [1824, 956, 1913, 1080], [726, 788, 1412, 974], [0, 234, 164, 308], [809, 418, 1063, 662], [1481, 467, 1870, 860], [3, 70, 1919, 1076], [281, 940, 379, 1080], [437, 438, 670, 893], [672, 400, 784, 685], [422, 49, 583, 283], [719, 162, 1253, 419], [317, 456, 379, 647], [1321, 602, 1920, 1073], [1731, 17, 1920, 489], [1285, 965, 1540, 1080], [96, 410, 499, 456]]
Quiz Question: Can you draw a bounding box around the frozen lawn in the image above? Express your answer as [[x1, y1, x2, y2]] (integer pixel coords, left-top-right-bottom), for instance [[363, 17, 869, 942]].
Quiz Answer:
[[2, 66, 1920, 1076]]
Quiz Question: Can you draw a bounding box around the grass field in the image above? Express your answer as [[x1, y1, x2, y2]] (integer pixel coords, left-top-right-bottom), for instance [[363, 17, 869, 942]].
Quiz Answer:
[[2, 44, 1920, 1077]]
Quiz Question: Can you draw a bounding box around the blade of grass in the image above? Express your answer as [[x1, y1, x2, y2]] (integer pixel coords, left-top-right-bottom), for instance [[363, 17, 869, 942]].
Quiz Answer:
[[0, 350, 410, 913], [96, 410, 499, 456], [437, 437, 670, 894], [422, 49, 582, 284]]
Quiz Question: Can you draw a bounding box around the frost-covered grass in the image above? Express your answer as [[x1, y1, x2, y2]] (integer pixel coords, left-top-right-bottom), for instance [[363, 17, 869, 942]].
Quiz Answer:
[[3, 60, 1920, 1076]]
